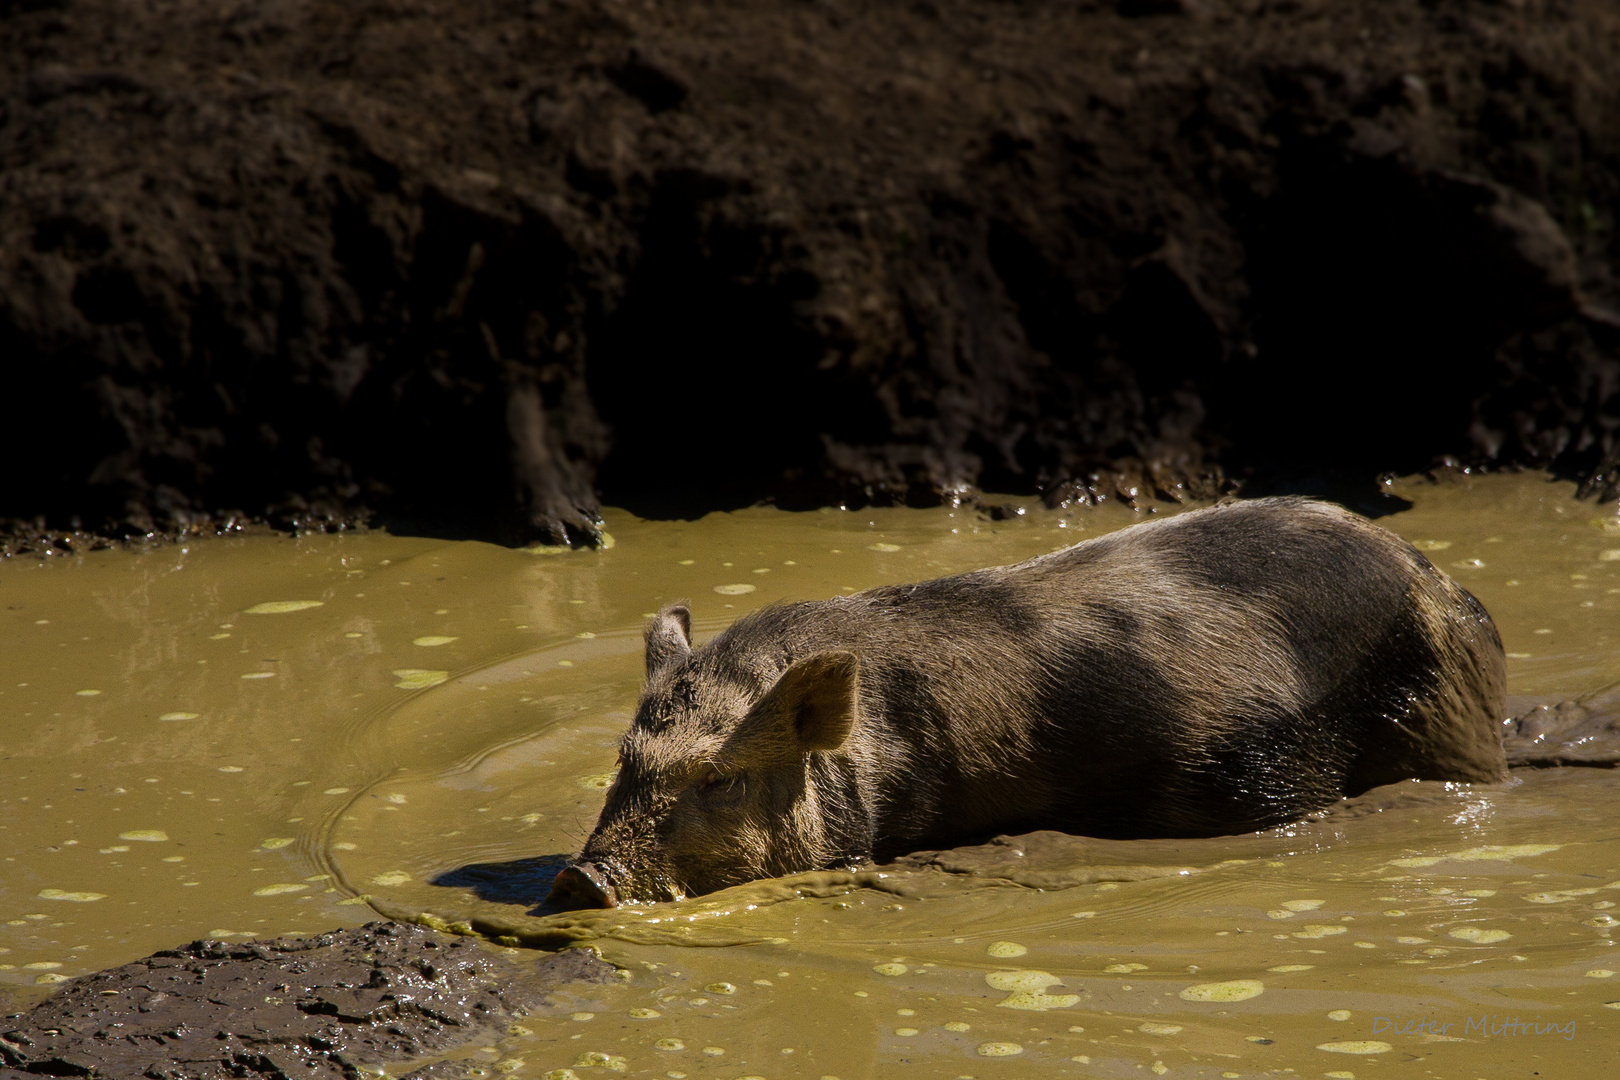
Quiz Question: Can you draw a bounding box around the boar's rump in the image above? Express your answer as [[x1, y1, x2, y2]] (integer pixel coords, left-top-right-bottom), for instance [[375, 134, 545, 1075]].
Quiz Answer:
[[547, 496, 1508, 909]]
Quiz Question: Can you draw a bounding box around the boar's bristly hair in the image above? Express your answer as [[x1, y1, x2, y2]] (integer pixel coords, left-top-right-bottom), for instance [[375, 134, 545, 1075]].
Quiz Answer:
[[548, 497, 1508, 908]]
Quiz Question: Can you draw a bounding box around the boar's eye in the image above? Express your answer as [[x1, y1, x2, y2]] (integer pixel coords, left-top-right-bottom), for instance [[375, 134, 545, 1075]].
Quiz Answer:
[[698, 768, 746, 802]]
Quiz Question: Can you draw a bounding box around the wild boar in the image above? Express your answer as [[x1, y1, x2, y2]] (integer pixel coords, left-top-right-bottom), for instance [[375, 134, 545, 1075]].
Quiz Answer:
[[547, 496, 1507, 909]]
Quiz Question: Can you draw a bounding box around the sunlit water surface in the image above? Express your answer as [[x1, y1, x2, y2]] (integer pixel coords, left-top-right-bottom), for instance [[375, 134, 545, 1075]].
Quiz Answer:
[[3, 473, 1619, 1078]]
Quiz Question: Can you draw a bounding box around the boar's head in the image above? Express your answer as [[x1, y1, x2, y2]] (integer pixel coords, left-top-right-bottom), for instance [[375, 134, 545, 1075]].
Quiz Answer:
[[548, 604, 860, 909]]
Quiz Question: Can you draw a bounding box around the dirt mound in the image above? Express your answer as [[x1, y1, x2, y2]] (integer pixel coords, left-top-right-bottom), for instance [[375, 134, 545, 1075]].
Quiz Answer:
[[0, 922, 614, 1079], [1504, 683, 1620, 767], [3, 0, 1620, 544]]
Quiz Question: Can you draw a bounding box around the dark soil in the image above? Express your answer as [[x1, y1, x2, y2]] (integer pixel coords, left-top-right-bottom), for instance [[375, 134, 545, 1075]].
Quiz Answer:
[[0, 922, 615, 1080], [4, 0, 1620, 545]]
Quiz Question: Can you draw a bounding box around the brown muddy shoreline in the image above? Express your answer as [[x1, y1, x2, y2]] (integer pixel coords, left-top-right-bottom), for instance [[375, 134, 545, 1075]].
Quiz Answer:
[[0, 922, 618, 1080], [4, 0, 1620, 545]]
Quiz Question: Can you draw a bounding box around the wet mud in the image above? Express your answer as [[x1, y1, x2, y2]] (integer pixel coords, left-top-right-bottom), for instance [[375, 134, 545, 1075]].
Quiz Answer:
[[5, 473, 1620, 1077], [0, 923, 615, 1080]]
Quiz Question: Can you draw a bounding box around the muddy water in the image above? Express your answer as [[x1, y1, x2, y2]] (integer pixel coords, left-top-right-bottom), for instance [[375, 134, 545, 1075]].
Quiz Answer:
[[4, 473, 1620, 1078]]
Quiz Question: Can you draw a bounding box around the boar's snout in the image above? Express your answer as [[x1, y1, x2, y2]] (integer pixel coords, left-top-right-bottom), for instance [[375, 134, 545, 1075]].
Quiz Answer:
[[547, 862, 618, 910]]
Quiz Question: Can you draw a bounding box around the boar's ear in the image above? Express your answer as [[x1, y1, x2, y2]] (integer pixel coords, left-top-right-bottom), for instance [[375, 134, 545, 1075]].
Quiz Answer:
[[756, 650, 859, 752], [644, 604, 692, 678]]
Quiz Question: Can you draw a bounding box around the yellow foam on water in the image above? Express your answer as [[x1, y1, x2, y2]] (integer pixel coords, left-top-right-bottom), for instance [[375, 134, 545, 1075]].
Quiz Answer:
[[706, 982, 736, 994], [119, 830, 168, 842], [1525, 888, 1598, 904], [987, 970, 1080, 1010], [252, 884, 309, 896], [75, 689, 101, 697], [654, 1039, 684, 1051], [872, 963, 907, 976], [240, 672, 276, 680], [1317, 1041, 1392, 1055], [976, 1042, 1022, 1056], [392, 669, 448, 689], [868, 543, 902, 552], [1388, 844, 1561, 868], [944, 1021, 971, 1032], [245, 601, 325, 614], [260, 838, 294, 850], [1180, 980, 1264, 1002], [1448, 927, 1511, 944], [987, 941, 1027, 958], [1328, 1009, 1352, 1021], [38, 889, 106, 902], [413, 636, 458, 647], [1267, 964, 1314, 972], [1281, 899, 1324, 912], [628, 1008, 660, 1018], [1585, 969, 1615, 978], [572, 1052, 626, 1071], [1138, 1022, 1182, 1036], [986, 970, 1062, 992], [1293, 925, 1347, 939], [371, 871, 411, 887], [713, 584, 756, 595], [158, 711, 199, 721], [1105, 962, 1149, 973], [579, 773, 616, 790]]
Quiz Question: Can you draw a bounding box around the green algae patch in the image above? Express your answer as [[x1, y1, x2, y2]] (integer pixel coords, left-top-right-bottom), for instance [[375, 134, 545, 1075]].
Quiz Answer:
[[119, 830, 169, 842], [392, 669, 448, 689], [245, 601, 325, 614], [1317, 1041, 1393, 1055], [38, 889, 106, 902], [252, 883, 310, 896], [1180, 979, 1264, 1003]]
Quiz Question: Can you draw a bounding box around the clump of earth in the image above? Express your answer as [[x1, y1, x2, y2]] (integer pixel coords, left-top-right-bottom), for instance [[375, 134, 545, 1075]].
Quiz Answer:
[[0, 922, 616, 1079], [3, 0, 1620, 547]]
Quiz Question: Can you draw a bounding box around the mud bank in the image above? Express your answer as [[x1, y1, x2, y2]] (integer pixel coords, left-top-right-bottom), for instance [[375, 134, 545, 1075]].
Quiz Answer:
[[0, 922, 616, 1079], [3, 0, 1620, 544]]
